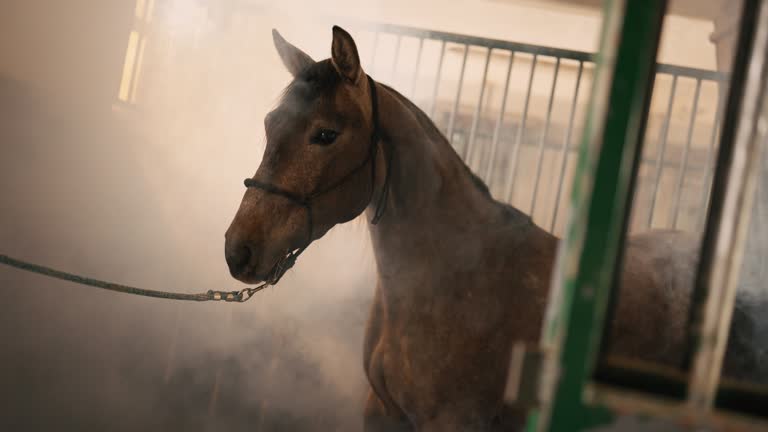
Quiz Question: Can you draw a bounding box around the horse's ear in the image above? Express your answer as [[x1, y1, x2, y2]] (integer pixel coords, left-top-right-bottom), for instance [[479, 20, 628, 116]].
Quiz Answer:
[[331, 26, 363, 84], [272, 29, 314, 77]]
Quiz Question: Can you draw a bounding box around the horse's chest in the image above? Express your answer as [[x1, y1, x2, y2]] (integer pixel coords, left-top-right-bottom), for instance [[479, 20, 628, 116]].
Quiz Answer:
[[364, 284, 514, 419]]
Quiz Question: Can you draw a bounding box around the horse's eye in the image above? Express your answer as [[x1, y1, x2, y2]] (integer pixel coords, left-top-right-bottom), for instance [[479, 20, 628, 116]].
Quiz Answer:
[[310, 128, 339, 146]]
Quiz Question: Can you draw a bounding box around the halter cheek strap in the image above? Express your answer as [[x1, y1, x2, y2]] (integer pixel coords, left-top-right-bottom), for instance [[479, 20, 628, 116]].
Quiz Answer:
[[242, 75, 390, 284]]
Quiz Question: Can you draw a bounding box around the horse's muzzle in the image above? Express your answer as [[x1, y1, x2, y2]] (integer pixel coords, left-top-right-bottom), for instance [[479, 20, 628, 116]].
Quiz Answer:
[[224, 238, 256, 280]]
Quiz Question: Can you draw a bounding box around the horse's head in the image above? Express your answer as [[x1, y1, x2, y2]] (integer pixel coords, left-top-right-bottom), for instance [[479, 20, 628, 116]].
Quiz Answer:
[[225, 26, 379, 284]]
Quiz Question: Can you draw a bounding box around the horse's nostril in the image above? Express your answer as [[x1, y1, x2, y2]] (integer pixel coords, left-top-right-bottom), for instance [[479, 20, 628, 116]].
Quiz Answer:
[[225, 243, 253, 276]]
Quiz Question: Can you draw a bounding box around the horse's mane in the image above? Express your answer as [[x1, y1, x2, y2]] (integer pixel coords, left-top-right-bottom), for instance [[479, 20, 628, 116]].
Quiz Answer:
[[377, 84, 533, 226], [378, 83, 493, 199]]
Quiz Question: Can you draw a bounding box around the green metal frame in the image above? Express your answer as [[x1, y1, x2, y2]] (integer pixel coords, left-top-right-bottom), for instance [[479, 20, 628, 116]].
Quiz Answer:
[[525, 0, 768, 430], [527, 0, 671, 430]]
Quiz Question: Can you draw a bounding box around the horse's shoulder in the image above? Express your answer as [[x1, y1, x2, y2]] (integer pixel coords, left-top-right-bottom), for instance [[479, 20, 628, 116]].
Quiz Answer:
[[610, 229, 699, 363]]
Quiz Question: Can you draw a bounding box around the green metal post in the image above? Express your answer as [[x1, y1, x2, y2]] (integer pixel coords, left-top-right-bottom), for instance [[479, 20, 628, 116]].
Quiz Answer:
[[528, 0, 669, 430]]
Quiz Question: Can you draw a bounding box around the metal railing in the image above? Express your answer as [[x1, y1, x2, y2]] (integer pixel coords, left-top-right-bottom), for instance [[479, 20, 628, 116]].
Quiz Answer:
[[346, 22, 728, 236]]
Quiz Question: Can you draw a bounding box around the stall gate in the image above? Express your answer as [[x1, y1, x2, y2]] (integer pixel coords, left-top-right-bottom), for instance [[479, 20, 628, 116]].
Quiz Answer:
[[344, 23, 727, 236]]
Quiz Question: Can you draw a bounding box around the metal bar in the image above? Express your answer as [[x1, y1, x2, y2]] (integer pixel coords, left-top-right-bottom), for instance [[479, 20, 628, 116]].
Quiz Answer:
[[380, 23, 578, 62], [430, 40, 447, 119], [550, 61, 585, 232], [129, 36, 148, 103], [464, 47, 493, 165], [340, 21, 727, 81], [656, 63, 727, 82], [525, 0, 670, 429], [446, 44, 469, 145], [505, 54, 538, 203], [687, 0, 768, 411], [390, 34, 401, 83], [559, 144, 711, 170], [145, 0, 155, 22], [410, 37, 425, 99], [486, 137, 712, 174], [477, 79, 496, 172], [670, 78, 703, 228], [530, 58, 562, 215], [484, 52, 515, 185], [647, 74, 679, 228], [591, 384, 768, 432], [356, 21, 594, 61], [698, 86, 727, 230]]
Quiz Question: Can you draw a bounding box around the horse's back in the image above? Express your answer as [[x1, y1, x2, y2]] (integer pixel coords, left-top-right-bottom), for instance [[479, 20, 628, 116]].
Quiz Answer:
[[610, 230, 699, 364], [618, 229, 768, 383]]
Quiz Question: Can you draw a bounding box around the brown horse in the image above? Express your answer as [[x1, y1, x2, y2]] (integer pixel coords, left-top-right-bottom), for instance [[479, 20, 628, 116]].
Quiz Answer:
[[224, 26, 707, 431]]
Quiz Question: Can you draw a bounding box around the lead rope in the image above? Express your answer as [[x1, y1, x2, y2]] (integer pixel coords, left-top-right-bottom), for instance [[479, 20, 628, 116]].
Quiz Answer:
[[0, 253, 266, 302]]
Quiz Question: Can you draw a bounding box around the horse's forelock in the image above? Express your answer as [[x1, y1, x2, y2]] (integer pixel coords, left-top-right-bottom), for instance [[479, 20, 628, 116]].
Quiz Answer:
[[279, 60, 342, 108]]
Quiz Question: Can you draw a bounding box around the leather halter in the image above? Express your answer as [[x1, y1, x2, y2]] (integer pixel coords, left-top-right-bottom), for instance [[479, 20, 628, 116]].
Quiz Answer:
[[242, 75, 390, 284]]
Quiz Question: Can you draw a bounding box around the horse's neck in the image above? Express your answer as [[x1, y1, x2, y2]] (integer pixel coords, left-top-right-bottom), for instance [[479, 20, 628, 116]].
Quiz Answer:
[[365, 84, 512, 279]]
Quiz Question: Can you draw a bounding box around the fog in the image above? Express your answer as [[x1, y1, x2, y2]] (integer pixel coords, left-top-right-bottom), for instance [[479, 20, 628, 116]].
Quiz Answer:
[[1, 1, 766, 431], [0, 1, 379, 431]]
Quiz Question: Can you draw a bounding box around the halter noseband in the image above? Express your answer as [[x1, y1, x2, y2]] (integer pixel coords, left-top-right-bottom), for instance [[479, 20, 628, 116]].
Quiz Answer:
[[242, 75, 390, 284]]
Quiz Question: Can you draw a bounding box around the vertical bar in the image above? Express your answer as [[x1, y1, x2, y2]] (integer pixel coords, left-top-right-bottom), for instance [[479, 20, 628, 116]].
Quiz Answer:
[[647, 74, 679, 228], [504, 54, 538, 203], [697, 85, 726, 230], [477, 82, 495, 173], [464, 47, 493, 165], [525, 0, 669, 429], [146, 0, 155, 23], [118, 31, 140, 102], [530, 58, 562, 215], [390, 35, 402, 83], [135, 0, 147, 19], [410, 37, 425, 99], [670, 78, 702, 228], [550, 61, 585, 232], [130, 36, 148, 103], [484, 52, 515, 184], [446, 44, 470, 145], [430, 40, 447, 119], [687, 0, 768, 411], [475, 62, 499, 173]]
